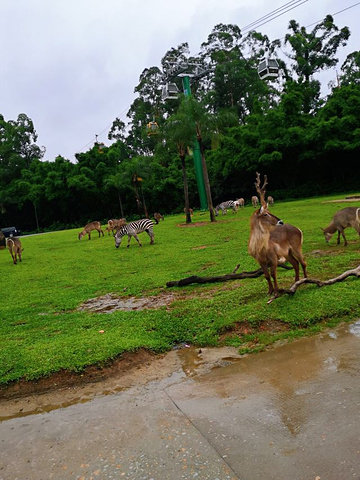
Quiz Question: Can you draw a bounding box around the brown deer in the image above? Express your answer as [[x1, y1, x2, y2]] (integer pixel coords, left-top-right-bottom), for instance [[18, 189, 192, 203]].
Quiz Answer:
[[235, 198, 245, 208], [106, 218, 126, 235], [248, 172, 308, 296], [6, 237, 23, 264], [153, 212, 164, 224], [267, 195, 274, 205], [184, 207, 194, 216], [251, 196, 259, 208], [321, 207, 360, 246], [78, 221, 104, 240]]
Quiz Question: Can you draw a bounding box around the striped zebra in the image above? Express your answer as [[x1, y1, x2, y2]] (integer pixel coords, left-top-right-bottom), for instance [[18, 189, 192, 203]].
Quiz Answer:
[[214, 200, 237, 216], [114, 219, 155, 248]]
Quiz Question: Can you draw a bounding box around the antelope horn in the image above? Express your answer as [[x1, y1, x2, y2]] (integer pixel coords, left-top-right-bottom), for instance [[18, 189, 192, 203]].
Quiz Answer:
[[255, 172, 268, 208]]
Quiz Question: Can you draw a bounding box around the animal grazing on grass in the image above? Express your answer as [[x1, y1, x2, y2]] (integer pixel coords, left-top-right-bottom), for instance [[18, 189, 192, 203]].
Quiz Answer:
[[234, 198, 245, 208], [6, 237, 23, 264], [215, 200, 237, 216], [106, 218, 126, 235], [321, 207, 360, 246], [267, 196, 274, 205], [248, 172, 307, 296], [153, 212, 164, 224], [114, 219, 155, 248], [78, 221, 104, 240], [251, 196, 259, 208]]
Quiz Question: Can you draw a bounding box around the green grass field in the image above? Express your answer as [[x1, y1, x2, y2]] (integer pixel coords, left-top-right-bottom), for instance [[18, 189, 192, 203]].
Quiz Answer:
[[1, 193, 359, 385]]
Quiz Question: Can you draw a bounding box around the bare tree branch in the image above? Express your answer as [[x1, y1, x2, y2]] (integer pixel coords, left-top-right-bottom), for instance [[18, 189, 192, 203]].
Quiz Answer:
[[267, 264, 360, 303]]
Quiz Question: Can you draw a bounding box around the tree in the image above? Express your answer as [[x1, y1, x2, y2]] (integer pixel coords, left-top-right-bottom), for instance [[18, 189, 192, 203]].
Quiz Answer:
[[283, 15, 350, 113]]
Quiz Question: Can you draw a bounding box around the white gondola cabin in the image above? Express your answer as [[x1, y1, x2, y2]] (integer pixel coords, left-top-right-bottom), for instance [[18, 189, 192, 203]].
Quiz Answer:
[[258, 57, 279, 80], [162, 83, 179, 100]]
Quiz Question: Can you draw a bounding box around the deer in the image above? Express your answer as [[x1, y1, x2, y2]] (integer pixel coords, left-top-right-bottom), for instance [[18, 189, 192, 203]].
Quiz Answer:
[[106, 218, 126, 235], [267, 196, 274, 205], [184, 207, 194, 216], [251, 196, 259, 208], [234, 198, 245, 208], [78, 221, 104, 240], [248, 172, 308, 296], [153, 212, 164, 224], [321, 207, 360, 246], [6, 237, 23, 264]]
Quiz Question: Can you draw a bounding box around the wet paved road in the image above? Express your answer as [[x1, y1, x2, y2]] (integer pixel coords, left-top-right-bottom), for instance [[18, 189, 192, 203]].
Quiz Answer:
[[1, 321, 360, 480]]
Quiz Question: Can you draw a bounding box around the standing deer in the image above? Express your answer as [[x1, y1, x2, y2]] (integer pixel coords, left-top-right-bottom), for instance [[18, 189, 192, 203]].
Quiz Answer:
[[248, 172, 307, 296], [235, 198, 245, 208], [106, 218, 126, 235], [153, 212, 164, 224], [251, 196, 259, 208], [78, 221, 104, 240], [6, 237, 23, 264], [267, 196, 274, 205], [321, 207, 360, 246]]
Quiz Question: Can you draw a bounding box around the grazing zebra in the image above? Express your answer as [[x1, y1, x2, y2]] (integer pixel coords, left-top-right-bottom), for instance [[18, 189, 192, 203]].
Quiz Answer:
[[214, 200, 237, 216], [114, 219, 155, 248]]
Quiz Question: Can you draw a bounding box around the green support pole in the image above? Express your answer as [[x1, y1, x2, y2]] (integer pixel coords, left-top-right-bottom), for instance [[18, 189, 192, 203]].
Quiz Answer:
[[182, 76, 208, 210]]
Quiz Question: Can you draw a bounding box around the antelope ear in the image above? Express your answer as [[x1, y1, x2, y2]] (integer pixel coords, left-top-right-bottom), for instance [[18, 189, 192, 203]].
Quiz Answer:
[[260, 206, 265, 213]]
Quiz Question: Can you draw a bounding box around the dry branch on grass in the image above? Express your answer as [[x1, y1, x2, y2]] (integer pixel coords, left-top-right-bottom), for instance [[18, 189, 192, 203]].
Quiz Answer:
[[166, 264, 291, 288], [166, 264, 360, 303]]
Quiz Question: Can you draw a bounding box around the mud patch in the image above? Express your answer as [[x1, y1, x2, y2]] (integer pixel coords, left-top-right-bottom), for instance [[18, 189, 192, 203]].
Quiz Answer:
[[78, 292, 176, 313], [219, 319, 290, 342], [177, 222, 208, 227]]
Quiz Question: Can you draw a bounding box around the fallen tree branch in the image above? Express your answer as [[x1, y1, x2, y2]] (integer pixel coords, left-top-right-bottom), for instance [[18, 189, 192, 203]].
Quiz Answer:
[[267, 264, 360, 303], [166, 268, 263, 287], [166, 263, 292, 288]]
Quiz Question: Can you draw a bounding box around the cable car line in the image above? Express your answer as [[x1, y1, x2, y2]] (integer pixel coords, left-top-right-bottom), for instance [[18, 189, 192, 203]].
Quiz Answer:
[[241, 0, 307, 32]]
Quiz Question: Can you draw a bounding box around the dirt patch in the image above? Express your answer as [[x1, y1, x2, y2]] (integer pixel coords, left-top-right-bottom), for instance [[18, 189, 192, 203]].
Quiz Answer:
[[322, 197, 360, 203], [177, 221, 210, 227], [78, 292, 176, 313], [219, 319, 290, 342]]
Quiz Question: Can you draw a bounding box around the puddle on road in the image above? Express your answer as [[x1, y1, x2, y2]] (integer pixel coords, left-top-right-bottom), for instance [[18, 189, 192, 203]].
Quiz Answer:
[[1, 320, 359, 423]]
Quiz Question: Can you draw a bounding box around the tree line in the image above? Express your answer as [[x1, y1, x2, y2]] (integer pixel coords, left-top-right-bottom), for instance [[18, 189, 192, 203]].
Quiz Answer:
[[1, 15, 359, 232]]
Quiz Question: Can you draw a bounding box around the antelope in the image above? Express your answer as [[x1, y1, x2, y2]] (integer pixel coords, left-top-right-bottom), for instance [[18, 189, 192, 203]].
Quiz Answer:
[[267, 196, 274, 205], [251, 196, 259, 208], [235, 198, 245, 208], [78, 221, 104, 240], [106, 218, 126, 235], [6, 237, 23, 264], [321, 207, 360, 246], [153, 212, 164, 224], [184, 208, 194, 216], [248, 172, 307, 296]]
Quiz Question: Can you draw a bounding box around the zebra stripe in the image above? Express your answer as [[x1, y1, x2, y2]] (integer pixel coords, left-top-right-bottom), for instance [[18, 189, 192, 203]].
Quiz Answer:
[[114, 219, 155, 248], [215, 200, 237, 216]]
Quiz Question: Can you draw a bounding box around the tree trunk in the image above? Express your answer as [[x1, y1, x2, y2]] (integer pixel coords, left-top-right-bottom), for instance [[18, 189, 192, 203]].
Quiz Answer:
[[180, 154, 192, 224]]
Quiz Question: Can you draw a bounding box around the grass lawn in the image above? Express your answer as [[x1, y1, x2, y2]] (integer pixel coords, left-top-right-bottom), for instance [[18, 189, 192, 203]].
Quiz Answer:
[[1, 193, 359, 386]]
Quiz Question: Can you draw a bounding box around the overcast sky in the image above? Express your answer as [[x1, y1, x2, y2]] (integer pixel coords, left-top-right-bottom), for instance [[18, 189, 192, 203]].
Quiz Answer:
[[1, 0, 359, 162]]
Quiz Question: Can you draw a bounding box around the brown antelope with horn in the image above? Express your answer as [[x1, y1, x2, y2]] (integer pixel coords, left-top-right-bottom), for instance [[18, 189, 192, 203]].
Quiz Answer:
[[248, 172, 308, 296], [6, 237, 23, 264], [321, 207, 360, 246], [78, 221, 104, 240], [106, 218, 126, 235]]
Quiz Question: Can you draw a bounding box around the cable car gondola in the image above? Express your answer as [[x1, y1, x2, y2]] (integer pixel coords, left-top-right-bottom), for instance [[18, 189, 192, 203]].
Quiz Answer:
[[161, 83, 179, 101], [258, 57, 279, 80]]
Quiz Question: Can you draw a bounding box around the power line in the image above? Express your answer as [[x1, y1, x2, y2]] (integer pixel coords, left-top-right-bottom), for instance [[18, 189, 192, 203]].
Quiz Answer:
[[241, 0, 308, 33], [305, 1, 360, 28]]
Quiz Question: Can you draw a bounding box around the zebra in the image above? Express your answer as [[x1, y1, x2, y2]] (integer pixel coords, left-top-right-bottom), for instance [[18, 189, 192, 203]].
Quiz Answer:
[[214, 200, 237, 216], [114, 219, 155, 248]]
